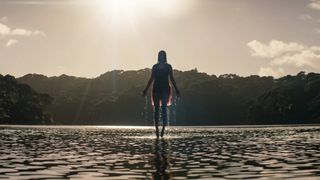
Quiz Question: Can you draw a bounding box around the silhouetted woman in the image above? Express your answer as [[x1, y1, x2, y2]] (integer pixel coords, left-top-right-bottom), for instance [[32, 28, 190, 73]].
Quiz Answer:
[[143, 50, 180, 138]]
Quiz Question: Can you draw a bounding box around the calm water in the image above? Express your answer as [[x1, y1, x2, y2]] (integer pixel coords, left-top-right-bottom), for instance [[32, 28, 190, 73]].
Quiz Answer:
[[0, 125, 320, 179]]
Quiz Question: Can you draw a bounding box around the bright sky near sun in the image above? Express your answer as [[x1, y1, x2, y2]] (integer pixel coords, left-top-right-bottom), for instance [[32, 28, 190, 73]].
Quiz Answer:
[[0, 0, 320, 78]]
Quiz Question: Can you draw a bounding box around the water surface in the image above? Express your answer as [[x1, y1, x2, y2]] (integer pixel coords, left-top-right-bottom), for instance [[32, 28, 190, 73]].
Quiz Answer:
[[0, 125, 320, 179]]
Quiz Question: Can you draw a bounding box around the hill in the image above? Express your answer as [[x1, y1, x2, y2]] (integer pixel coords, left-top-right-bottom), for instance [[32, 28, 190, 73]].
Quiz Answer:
[[0, 74, 52, 124], [15, 69, 320, 125]]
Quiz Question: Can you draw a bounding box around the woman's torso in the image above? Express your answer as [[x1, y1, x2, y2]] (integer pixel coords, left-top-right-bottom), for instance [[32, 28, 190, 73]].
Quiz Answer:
[[152, 63, 170, 92]]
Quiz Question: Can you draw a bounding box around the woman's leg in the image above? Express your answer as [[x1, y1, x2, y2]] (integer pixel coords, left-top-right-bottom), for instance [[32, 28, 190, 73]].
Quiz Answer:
[[160, 92, 169, 137], [153, 93, 160, 138]]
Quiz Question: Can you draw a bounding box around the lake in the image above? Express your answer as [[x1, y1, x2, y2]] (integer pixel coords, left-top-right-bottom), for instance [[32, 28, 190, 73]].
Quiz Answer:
[[0, 125, 320, 179]]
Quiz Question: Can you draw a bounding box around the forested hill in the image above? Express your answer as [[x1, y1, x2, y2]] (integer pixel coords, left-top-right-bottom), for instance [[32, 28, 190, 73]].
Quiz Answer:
[[0, 75, 52, 124], [14, 69, 320, 125]]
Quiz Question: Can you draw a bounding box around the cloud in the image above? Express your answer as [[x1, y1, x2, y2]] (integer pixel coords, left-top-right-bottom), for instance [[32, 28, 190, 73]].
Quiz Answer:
[[247, 40, 305, 58], [11, 28, 45, 36], [11, 28, 34, 36], [271, 47, 320, 68], [259, 67, 285, 78], [5, 39, 18, 47], [0, 22, 45, 47], [248, 40, 320, 76], [0, 23, 10, 36], [0, 22, 46, 37], [308, 0, 320, 10]]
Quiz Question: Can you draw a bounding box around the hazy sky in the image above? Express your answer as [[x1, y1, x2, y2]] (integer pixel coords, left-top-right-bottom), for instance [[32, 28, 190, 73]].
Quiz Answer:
[[0, 0, 320, 78]]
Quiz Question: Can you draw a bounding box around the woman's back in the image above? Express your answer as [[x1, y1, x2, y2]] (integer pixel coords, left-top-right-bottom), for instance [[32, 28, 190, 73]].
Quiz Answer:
[[152, 63, 172, 91], [142, 50, 180, 138]]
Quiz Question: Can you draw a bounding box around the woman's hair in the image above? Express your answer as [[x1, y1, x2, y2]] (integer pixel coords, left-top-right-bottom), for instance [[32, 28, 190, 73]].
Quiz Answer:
[[158, 50, 167, 63]]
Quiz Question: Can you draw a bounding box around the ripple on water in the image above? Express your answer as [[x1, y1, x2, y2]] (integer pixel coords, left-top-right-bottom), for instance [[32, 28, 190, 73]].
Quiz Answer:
[[0, 125, 320, 179]]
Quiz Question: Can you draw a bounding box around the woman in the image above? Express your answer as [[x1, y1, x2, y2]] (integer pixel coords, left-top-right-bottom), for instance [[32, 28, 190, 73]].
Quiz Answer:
[[143, 50, 180, 138]]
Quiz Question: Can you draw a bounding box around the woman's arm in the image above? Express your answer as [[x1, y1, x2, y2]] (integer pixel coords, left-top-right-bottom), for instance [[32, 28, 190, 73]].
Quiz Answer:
[[169, 65, 180, 96], [142, 69, 154, 96]]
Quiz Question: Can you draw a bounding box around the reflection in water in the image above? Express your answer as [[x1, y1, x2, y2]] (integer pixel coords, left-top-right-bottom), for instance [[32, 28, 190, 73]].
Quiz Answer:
[[152, 138, 172, 180]]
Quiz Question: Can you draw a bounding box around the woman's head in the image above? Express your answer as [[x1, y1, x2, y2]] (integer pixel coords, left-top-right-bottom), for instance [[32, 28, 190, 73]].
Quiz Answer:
[[158, 50, 167, 63]]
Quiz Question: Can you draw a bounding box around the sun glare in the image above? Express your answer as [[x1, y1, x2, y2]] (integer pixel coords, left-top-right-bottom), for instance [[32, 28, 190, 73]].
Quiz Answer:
[[94, 0, 193, 19], [101, 0, 137, 14]]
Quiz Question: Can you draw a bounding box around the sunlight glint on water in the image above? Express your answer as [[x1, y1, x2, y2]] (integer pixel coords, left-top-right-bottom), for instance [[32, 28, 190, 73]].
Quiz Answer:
[[143, 95, 148, 125]]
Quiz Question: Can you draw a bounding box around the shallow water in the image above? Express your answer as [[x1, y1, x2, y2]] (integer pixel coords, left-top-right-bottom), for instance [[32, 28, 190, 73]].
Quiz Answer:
[[0, 125, 320, 179]]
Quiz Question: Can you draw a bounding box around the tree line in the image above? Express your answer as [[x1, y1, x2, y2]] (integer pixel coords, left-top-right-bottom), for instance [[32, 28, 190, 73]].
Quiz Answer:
[[0, 69, 319, 125]]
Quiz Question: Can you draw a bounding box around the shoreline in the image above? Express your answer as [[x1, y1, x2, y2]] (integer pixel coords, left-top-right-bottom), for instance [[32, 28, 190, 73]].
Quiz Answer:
[[1, 123, 320, 129]]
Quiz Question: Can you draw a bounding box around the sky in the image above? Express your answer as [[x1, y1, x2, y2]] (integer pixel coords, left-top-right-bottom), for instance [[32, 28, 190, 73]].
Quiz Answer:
[[0, 0, 320, 78]]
